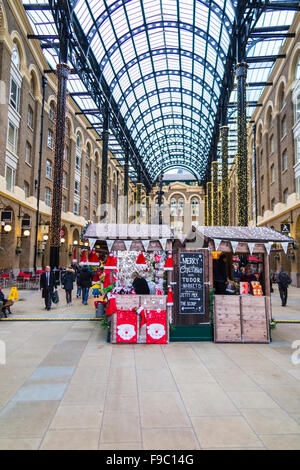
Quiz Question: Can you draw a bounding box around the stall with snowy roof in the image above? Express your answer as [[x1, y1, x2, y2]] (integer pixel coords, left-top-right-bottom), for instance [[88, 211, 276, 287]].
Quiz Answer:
[[178, 225, 294, 343], [82, 223, 175, 344]]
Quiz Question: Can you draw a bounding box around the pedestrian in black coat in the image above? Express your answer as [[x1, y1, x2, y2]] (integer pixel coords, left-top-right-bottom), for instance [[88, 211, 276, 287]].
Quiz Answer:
[[131, 272, 150, 295], [61, 267, 76, 306], [276, 268, 292, 306], [40, 266, 58, 310], [78, 266, 93, 305]]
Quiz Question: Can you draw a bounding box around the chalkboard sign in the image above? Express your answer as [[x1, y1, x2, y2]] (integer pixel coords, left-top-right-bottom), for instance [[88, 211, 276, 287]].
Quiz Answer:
[[179, 252, 205, 315]]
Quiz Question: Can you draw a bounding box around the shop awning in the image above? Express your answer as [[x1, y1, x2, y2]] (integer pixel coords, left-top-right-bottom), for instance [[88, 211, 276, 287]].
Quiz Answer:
[[84, 223, 174, 240]]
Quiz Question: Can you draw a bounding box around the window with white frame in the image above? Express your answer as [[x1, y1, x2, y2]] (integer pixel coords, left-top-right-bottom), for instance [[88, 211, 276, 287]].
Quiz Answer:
[[11, 44, 20, 69], [84, 206, 88, 219], [62, 196, 67, 212], [295, 136, 300, 164], [282, 150, 288, 171], [93, 171, 97, 184], [270, 135, 274, 153], [85, 163, 89, 178], [283, 188, 289, 204], [84, 186, 89, 201], [270, 164, 275, 183], [47, 129, 54, 149], [63, 171, 67, 188], [10, 77, 20, 112], [74, 180, 80, 196], [46, 159, 52, 179], [24, 181, 30, 198], [27, 105, 33, 128], [25, 141, 32, 164], [296, 176, 300, 198], [296, 54, 300, 80], [261, 175, 264, 193], [45, 187, 51, 206], [93, 192, 97, 205], [74, 201, 79, 215], [5, 165, 15, 192], [64, 145, 68, 161], [281, 116, 287, 138], [7, 121, 18, 154], [49, 102, 55, 121], [75, 152, 81, 170]]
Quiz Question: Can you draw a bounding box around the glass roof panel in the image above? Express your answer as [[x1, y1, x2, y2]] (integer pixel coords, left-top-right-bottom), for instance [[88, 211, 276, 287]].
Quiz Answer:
[[23, 0, 297, 182]]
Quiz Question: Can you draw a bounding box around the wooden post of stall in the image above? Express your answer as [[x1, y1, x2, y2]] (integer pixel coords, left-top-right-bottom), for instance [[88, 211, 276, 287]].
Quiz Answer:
[[208, 239, 214, 290], [264, 248, 271, 321]]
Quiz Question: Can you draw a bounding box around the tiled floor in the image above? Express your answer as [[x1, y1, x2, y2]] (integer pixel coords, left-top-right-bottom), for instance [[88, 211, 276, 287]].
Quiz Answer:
[[0, 286, 300, 449]]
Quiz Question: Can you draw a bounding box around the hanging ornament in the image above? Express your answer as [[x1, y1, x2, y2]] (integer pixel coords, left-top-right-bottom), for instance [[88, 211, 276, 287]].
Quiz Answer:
[[281, 242, 289, 254], [167, 285, 174, 306], [248, 243, 256, 255], [92, 271, 100, 284], [136, 251, 147, 268], [79, 250, 87, 265], [104, 253, 116, 270], [88, 249, 100, 266], [214, 239, 222, 250], [72, 247, 77, 263], [231, 241, 239, 254], [164, 251, 174, 271], [106, 295, 117, 316], [265, 242, 273, 255]]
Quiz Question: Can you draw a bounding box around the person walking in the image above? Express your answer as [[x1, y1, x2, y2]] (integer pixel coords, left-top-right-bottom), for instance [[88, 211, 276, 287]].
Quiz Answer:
[[213, 254, 228, 295], [40, 266, 58, 311], [276, 268, 292, 306], [78, 265, 93, 305], [61, 266, 76, 306], [75, 264, 82, 298]]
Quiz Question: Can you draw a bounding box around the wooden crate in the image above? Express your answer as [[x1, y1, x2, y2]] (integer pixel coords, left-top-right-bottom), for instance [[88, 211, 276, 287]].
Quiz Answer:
[[214, 296, 242, 343], [240, 296, 269, 343]]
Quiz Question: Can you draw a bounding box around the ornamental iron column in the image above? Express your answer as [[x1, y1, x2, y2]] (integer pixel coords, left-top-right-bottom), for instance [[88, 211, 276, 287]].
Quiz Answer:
[[100, 101, 109, 221], [49, 63, 69, 269], [236, 62, 248, 226], [205, 194, 208, 226], [123, 145, 129, 223], [136, 169, 142, 224], [206, 182, 212, 226], [145, 190, 150, 225], [220, 126, 229, 226], [157, 173, 164, 226], [211, 161, 219, 226], [33, 76, 47, 272]]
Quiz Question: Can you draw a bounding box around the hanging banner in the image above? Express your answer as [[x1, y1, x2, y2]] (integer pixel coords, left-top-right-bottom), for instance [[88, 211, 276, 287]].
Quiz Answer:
[[143, 240, 150, 251], [248, 243, 256, 255], [88, 238, 97, 251], [265, 242, 273, 255], [281, 242, 289, 254], [160, 238, 168, 251], [231, 241, 239, 253], [106, 240, 114, 252], [124, 240, 132, 251], [214, 238, 222, 250]]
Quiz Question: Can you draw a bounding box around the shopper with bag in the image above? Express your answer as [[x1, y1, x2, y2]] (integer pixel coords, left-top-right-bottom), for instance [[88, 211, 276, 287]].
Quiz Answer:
[[40, 266, 58, 311]]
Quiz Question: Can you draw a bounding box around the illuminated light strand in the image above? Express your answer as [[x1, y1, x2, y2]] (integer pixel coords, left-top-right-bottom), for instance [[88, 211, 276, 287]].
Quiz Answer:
[[220, 126, 229, 226], [211, 161, 219, 226], [236, 62, 248, 227]]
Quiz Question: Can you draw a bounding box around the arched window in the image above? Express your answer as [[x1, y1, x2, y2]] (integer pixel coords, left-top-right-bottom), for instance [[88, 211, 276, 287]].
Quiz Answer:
[[30, 73, 36, 96], [76, 132, 81, 148], [279, 87, 286, 110], [191, 197, 199, 216], [11, 44, 20, 69], [49, 102, 56, 121], [296, 54, 300, 80]]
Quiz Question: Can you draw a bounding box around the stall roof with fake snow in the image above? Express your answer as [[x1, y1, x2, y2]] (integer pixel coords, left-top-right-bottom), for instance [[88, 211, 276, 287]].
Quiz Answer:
[[192, 225, 294, 244], [84, 223, 174, 240]]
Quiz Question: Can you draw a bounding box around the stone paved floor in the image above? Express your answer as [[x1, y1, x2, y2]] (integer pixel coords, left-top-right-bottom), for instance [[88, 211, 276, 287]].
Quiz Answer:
[[0, 286, 300, 450]]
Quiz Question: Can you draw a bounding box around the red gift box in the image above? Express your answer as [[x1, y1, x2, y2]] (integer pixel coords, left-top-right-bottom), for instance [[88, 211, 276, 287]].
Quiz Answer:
[[116, 310, 138, 343], [146, 310, 167, 344]]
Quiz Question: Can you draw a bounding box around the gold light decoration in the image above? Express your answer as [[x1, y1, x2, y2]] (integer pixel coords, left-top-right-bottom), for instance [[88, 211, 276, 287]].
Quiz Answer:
[[206, 181, 212, 226], [211, 161, 219, 226], [236, 62, 248, 227], [220, 126, 229, 225]]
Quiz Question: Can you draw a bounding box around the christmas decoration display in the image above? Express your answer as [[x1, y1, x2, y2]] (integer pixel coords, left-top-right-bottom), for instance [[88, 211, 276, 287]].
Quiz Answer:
[[166, 286, 174, 306], [240, 282, 249, 295], [79, 250, 87, 265], [136, 251, 147, 268], [88, 249, 100, 266], [106, 293, 118, 316], [164, 251, 173, 271], [220, 125, 229, 226], [72, 247, 77, 263], [104, 252, 117, 270], [211, 161, 219, 226], [116, 310, 138, 343], [103, 270, 114, 293], [146, 310, 167, 344], [250, 281, 263, 296]]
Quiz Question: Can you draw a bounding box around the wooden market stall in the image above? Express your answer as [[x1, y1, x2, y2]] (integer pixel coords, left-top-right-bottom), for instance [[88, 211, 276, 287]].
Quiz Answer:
[[190, 225, 294, 343], [83, 223, 175, 344]]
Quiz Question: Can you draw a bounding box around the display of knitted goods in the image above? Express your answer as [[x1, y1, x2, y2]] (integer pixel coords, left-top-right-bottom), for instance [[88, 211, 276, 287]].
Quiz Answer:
[[136, 251, 147, 268], [166, 286, 174, 306], [88, 249, 100, 266], [164, 251, 174, 271], [250, 281, 263, 296], [79, 250, 87, 265], [145, 310, 167, 344], [103, 270, 114, 293], [116, 310, 138, 343], [240, 282, 249, 295]]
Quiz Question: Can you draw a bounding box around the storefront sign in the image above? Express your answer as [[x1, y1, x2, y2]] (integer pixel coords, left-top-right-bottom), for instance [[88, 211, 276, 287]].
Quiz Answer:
[[281, 223, 290, 234], [179, 252, 205, 315]]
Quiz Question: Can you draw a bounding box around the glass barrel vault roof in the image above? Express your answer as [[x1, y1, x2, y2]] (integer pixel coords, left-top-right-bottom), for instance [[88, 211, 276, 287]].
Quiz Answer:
[[22, 0, 297, 184]]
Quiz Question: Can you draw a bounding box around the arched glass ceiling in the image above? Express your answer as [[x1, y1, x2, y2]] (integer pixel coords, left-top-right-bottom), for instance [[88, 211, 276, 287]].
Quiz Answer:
[[22, 0, 298, 184], [73, 0, 234, 180]]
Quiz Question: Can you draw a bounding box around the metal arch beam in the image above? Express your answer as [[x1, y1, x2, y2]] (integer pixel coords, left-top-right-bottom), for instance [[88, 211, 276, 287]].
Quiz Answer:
[[153, 165, 202, 184], [118, 70, 220, 110], [98, 21, 229, 70], [128, 102, 215, 138], [133, 113, 214, 149], [144, 142, 207, 168], [145, 150, 205, 171], [151, 158, 203, 181], [110, 48, 224, 93], [142, 133, 206, 157], [123, 89, 217, 126], [86, 0, 233, 43]]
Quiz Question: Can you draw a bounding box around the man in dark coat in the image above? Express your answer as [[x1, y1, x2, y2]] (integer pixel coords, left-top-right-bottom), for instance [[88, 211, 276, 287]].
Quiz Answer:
[[78, 266, 93, 305], [213, 254, 228, 295], [61, 267, 76, 306], [276, 268, 292, 306], [131, 272, 150, 295], [40, 266, 58, 310]]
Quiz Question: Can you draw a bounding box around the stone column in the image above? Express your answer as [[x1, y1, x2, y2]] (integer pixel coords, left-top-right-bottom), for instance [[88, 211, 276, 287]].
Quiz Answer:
[[236, 62, 248, 226]]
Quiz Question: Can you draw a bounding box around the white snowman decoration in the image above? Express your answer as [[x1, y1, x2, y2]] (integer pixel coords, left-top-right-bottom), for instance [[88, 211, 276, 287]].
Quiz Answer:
[[117, 323, 136, 341], [147, 323, 166, 340]]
